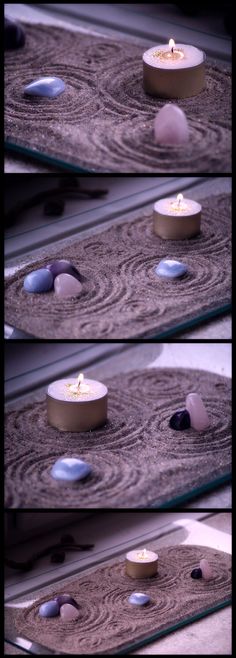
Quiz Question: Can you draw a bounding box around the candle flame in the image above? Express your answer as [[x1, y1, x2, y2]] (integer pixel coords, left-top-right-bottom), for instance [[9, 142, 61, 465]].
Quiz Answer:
[[169, 38, 175, 51], [177, 193, 183, 204], [78, 373, 84, 386], [137, 548, 148, 560]]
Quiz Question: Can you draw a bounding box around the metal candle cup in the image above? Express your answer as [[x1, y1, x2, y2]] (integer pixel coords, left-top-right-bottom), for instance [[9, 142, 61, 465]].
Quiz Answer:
[[143, 41, 205, 99], [153, 195, 201, 240], [126, 549, 158, 579], [47, 376, 108, 432]]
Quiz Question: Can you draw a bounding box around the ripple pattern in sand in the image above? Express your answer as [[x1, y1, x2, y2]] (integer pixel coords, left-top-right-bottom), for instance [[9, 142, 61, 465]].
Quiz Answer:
[[4, 368, 231, 508], [4, 23, 231, 173], [13, 545, 231, 655], [4, 193, 231, 339]]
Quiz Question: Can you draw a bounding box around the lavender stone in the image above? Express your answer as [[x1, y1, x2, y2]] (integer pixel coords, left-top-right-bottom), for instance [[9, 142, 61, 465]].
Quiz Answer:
[[24, 77, 65, 98], [23, 269, 53, 293], [51, 457, 92, 482], [46, 259, 82, 282], [39, 600, 59, 618], [5, 17, 25, 49], [128, 593, 150, 606], [54, 594, 79, 609], [169, 409, 190, 431]]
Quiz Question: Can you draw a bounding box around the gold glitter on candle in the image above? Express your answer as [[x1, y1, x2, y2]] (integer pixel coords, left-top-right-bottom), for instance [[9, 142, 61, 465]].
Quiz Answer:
[[152, 48, 184, 62]]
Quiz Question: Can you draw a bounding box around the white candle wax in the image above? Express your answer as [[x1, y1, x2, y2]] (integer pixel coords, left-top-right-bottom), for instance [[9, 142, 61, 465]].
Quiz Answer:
[[47, 378, 107, 402], [154, 197, 201, 217], [143, 44, 204, 70], [126, 549, 158, 563], [47, 376, 108, 432]]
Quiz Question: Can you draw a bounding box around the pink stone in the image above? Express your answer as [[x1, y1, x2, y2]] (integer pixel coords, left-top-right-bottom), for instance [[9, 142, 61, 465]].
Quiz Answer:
[[60, 603, 79, 621], [186, 393, 210, 431], [154, 104, 189, 145], [54, 273, 82, 298], [200, 559, 213, 580]]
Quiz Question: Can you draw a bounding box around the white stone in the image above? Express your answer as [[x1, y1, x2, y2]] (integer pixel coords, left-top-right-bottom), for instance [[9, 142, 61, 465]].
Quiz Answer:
[[154, 104, 189, 145], [60, 603, 79, 621], [54, 273, 82, 298], [200, 559, 213, 580], [186, 393, 210, 431]]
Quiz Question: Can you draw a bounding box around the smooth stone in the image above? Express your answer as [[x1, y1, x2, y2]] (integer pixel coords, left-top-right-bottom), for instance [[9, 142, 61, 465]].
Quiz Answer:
[[186, 393, 210, 431], [55, 594, 79, 609], [169, 409, 190, 431], [5, 17, 25, 49], [60, 603, 80, 621], [154, 104, 189, 145], [128, 593, 150, 606], [23, 268, 53, 293], [200, 559, 213, 580], [39, 600, 59, 618], [155, 259, 188, 279], [191, 568, 202, 579], [54, 273, 82, 297], [24, 77, 65, 98], [46, 260, 81, 282], [51, 458, 91, 482]]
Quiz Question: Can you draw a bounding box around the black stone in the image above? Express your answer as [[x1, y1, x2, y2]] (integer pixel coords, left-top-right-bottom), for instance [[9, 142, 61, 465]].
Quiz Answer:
[[5, 17, 25, 50], [191, 568, 202, 579], [50, 551, 65, 564], [169, 409, 191, 431], [44, 199, 64, 216]]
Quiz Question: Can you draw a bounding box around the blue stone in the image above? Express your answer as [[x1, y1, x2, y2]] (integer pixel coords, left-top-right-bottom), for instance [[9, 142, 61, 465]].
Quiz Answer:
[[24, 77, 65, 98], [128, 593, 150, 606], [191, 568, 202, 579], [23, 269, 53, 293], [39, 600, 60, 618], [155, 259, 188, 279], [169, 409, 191, 431], [51, 458, 92, 482]]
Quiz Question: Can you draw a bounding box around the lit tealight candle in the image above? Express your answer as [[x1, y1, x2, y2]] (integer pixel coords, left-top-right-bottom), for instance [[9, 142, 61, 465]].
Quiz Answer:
[[126, 548, 158, 579], [153, 193, 201, 239], [47, 373, 108, 432], [143, 38, 205, 98]]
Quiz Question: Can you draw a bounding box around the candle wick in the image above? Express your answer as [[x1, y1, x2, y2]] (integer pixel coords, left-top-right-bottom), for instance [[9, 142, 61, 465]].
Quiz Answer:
[[171, 47, 174, 53]]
